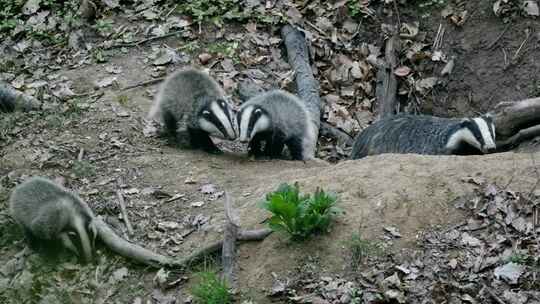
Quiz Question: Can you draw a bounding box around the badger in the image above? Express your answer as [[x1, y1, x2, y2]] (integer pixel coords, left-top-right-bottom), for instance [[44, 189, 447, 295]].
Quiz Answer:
[[9, 177, 97, 263], [147, 68, 236, 154], [237, 90, 318, 160], [350, 113, 496, 159]]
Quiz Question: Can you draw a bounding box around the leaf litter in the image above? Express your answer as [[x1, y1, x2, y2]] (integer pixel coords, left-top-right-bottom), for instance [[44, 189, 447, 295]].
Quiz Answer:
[[269, 183, 540, 303]]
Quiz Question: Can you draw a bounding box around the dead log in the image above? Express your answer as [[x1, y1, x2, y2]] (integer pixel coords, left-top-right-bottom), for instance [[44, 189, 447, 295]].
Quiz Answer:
[[281, 25, 322, 133], [492, 97, 540, 138], [173, 228, 272, 268], [0, 82, 42, 112], [221, 192, 240, 288], [375, 34, 400, 120]]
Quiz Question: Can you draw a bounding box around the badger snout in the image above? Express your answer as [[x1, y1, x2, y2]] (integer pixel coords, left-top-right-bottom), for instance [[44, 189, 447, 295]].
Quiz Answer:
[[485, 147, 496, 153]]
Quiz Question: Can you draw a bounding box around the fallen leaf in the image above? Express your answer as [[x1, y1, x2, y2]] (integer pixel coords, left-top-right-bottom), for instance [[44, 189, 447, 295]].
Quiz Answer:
[[524, 0, 539, 16], [494, 262, 524, 284], [394, 66, 411, 77]]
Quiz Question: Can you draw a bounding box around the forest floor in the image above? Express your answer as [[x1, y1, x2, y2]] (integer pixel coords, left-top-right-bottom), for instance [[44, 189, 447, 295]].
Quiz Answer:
[[1, 0, 540, 303]]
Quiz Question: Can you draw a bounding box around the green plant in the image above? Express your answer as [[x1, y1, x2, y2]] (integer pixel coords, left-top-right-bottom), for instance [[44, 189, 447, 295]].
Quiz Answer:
[[191, 272, 231, 304], [71, 160, 96, 178], [260, 182, 341, 240], [344, 233, 383, 267]]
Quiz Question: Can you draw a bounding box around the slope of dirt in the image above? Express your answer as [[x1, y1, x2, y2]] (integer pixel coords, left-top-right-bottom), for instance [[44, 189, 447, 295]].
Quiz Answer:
[[407, 1, 540, 117]]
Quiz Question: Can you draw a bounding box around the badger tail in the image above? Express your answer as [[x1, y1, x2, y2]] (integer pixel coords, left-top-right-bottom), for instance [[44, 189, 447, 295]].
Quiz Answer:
[[0, 82, 41, 113]]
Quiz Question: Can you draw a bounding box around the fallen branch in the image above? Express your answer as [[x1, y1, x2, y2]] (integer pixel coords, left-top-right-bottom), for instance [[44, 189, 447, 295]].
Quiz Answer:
[[376, 33, 400, 120], [281, 25, 322, 132], [116, 191, 134, 236], [0, 82, 42, 112], [491, 97, 540, 138], [173, 228, 272, 269], [497, 124, 540, 150], [121, 77, 164, 91], [111, 30, 186, 48], [221, 192, 240, 288]]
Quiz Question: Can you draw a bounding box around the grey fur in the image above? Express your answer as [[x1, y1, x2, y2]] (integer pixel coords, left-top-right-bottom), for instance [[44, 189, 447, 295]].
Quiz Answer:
[[148, 68, 236, 153], [237, 90, 317, 160], [9, 177, 97, 263], [350, 114, 496, 159]]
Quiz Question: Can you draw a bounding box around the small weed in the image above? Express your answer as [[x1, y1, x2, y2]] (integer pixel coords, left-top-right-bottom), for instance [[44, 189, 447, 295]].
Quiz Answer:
[[348, 1, 373, 19], [507, 252, 530, 265], [71, 160, 96, 178], [191, 271, 231, 304], [44, 114, 65, 129], [117, 95, 129, 106], [206, 41, 239, 61], [92, 48, 108, 63], [93, 19, 114, 37], [260, 182, 342, 240], [344, 233, 383, 268]]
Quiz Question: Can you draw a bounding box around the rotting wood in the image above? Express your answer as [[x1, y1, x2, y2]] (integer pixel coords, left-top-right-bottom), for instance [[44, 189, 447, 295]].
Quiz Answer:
[[376, 34, 400, 120], [116, 191, 134, 236], [0, 82, 42, 112], [491, 97, 540, 138], [281, 25, 322, 133], [221, 192, 240, 288]]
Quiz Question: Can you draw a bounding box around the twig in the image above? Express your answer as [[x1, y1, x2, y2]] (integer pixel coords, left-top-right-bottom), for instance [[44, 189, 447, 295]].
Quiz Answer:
[[486, 24, 510, 50], [392, 0, 401, 29], [77, 148, 85, 161], [116, 191, 134, 236], [304, 20, 329, 39], [482, 284, 507, 304], [112, 30, 186, 48], [222, 192, 240, 288], [512, 29, 531, 61], [121, 78, 164, 91]]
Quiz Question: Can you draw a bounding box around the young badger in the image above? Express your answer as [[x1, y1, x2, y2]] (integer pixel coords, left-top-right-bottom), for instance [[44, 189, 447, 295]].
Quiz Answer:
[[9, 177, 97, 263], [147, 68, 236, 153], [237, 90, 318, 160], [350, 113, 496, 159]]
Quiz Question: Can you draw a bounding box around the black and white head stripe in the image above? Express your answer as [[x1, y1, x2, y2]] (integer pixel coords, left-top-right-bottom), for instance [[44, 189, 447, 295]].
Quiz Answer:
[[447, 116, 496, 153], [237, 105, 271, 143], [197, 99, 237, 140]]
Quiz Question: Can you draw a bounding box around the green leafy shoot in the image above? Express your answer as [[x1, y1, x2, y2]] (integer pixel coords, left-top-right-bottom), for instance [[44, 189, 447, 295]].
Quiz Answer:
[[191, 271, 231, 304], [260, 183, 341, 240]]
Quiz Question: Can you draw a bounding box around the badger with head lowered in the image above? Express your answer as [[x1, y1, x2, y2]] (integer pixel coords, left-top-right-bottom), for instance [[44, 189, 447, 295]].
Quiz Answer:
[[9, 177, 97, 263], [237, 90, 318, 160], [350, 113, 496, 159], [148, 68, 237, 154]]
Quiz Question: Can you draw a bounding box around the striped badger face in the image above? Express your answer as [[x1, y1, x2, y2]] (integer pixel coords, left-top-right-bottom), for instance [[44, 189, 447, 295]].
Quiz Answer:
[[198, 98, 237, 140], [447, 115, 496, 154], [237, 105, 271, 143], [63, 209, 97, 263]]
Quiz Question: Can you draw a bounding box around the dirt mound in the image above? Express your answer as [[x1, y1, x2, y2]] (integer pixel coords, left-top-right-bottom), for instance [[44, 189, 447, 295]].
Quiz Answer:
[[128, 150, 539, 301]]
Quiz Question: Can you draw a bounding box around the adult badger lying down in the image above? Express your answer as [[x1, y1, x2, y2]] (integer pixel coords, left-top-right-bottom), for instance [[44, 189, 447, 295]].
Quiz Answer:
[[350, 114, 496, 159]]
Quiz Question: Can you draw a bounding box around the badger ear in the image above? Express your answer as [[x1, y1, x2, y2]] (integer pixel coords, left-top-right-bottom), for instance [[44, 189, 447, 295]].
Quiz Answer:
[[460, 119, 472, 128]]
